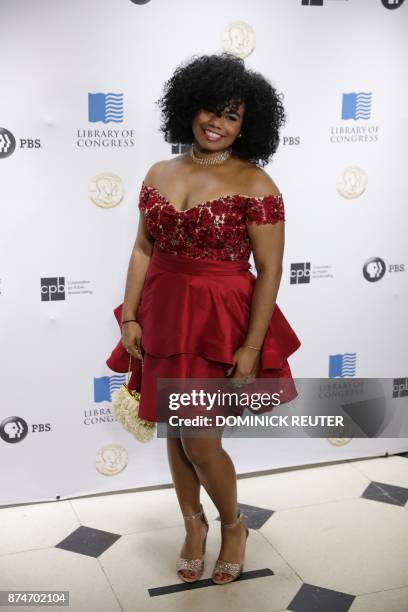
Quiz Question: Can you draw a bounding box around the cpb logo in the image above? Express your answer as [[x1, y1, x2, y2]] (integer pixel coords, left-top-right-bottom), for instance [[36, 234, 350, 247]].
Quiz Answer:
[[41, 277, 66, 301]]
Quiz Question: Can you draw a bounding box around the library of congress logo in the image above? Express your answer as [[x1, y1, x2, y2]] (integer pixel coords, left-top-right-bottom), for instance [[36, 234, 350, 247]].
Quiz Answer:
[[76, 92, 135, 148]]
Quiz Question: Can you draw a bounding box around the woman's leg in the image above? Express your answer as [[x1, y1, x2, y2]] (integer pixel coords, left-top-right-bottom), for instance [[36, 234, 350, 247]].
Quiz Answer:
[[166, 428, 208, 580], [180, 428, 249, 582], [165, 353, 247, 581], [166, 429, 201, 515]]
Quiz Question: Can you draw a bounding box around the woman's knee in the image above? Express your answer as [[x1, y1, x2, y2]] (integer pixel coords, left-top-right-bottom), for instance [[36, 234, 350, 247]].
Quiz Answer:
[[180, 435, 222, 466]]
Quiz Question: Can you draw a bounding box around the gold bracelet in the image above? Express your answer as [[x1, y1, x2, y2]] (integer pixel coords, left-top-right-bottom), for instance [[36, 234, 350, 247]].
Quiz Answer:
[[243, 344, 261, 351]]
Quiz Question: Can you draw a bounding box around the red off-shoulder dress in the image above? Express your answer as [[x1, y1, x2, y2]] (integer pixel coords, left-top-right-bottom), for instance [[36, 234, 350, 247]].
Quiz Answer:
[[106, 182, 301, 423]]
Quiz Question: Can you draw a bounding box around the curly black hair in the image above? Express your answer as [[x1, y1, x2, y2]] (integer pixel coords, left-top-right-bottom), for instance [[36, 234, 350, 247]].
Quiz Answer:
[[155, 52, 286, 168]]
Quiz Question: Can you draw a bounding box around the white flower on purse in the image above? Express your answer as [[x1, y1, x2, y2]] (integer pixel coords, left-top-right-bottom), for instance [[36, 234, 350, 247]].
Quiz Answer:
[[111, 354, 156, 443]]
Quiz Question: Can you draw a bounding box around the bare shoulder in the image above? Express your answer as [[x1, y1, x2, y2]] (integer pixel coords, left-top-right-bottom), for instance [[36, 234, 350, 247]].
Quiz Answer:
[[142, 160, 169, 185], [143, 156, 186, 186], [242, 165, 281, 198]]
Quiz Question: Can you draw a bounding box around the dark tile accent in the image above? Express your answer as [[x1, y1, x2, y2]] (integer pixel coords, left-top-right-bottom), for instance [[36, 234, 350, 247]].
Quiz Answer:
[[55, 525, 121, 558], [216, 502, 274, 529], [361, 481, 408, 506], [148, 568, 274, 596], [289, 583, 355, 612]]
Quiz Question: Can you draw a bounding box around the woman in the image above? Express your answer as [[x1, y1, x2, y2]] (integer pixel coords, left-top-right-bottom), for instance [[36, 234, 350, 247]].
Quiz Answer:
[[106, 53, 301, 585]]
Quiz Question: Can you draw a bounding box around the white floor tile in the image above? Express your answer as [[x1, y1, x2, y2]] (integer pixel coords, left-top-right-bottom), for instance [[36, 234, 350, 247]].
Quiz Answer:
[[69, 487, 219, 536], [0, 548, 121, 612], [237, 462, 369, 510], [260, 496, 408, 595], [350, 456, 408, 489], [0, 501, 79, 556], [350, 586, 408, 612]]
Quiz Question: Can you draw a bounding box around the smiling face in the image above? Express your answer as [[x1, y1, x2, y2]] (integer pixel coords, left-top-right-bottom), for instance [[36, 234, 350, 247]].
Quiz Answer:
[[191, 98, 245, 154]]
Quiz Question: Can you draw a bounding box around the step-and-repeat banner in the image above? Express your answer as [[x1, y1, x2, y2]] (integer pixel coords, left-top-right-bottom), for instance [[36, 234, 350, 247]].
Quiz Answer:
[[1, 0, 407, 506]]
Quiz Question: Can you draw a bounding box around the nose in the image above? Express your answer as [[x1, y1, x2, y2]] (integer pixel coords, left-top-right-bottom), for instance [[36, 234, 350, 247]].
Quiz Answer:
[[207, 112, 224, 129]]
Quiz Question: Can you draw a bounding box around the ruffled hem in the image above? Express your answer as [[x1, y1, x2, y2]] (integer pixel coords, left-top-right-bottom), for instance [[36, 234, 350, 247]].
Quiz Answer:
[[106, 300, 301, 377]]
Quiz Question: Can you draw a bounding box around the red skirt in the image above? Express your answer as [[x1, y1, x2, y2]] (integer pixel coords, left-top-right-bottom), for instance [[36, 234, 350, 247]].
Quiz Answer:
[[106, 247, 301, 423]]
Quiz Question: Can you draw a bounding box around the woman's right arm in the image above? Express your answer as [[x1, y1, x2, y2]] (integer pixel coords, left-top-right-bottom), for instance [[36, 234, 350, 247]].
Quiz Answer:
[[121, 212, 153, 359], [121, 163, 164, 358], [122, 213, 154, 320]]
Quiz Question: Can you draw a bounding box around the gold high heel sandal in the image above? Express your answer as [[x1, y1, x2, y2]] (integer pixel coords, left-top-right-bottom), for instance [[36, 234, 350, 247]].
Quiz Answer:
[[176, 503, 209, 583], [211, 509, 249, 585]]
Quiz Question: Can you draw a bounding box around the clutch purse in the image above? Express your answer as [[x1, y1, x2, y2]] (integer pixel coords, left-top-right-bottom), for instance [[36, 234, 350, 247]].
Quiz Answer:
[[111, 352, 156, 443]]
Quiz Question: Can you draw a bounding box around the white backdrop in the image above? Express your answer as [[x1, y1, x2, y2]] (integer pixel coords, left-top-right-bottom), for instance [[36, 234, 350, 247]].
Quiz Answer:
[[0, 0, 407, 506]]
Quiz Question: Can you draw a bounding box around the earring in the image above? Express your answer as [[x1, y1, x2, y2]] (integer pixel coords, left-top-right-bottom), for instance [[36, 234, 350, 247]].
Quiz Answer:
[[238, 132, 242, 138]]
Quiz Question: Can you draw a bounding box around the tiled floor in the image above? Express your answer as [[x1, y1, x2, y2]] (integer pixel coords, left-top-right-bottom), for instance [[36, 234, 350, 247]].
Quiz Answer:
[[1, 454, 408, 612]]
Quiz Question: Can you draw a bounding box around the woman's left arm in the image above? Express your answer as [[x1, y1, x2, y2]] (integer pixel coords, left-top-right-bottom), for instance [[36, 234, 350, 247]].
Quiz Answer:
[[243, 217, 284, 349], [227, 172, 284, 380]]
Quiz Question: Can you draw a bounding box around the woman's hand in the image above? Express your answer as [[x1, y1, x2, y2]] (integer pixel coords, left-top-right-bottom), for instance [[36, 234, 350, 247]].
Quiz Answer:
[[121, 321, 143, 360], [225, 345, 261, 384]]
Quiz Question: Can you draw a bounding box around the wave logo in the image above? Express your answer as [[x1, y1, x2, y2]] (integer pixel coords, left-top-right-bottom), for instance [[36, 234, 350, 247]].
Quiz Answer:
[[329, 353, 357, 378], [342, 92, 372, 120], [88, 93, 124, 123], [94, 374, 127, 402]]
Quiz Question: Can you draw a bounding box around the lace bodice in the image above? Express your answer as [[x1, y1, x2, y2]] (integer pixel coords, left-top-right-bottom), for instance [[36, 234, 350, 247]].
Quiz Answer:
[[138, 181, 285, 262]]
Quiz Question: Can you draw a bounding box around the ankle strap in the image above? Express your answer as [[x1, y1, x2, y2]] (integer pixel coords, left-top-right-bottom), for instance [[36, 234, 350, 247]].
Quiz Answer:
[[183, 503, 203, 520], [221, 508, 242, 528]]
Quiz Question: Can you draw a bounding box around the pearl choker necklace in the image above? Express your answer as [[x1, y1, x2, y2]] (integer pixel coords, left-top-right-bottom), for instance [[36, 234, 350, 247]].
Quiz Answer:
[[190, 143, 232, 166]]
